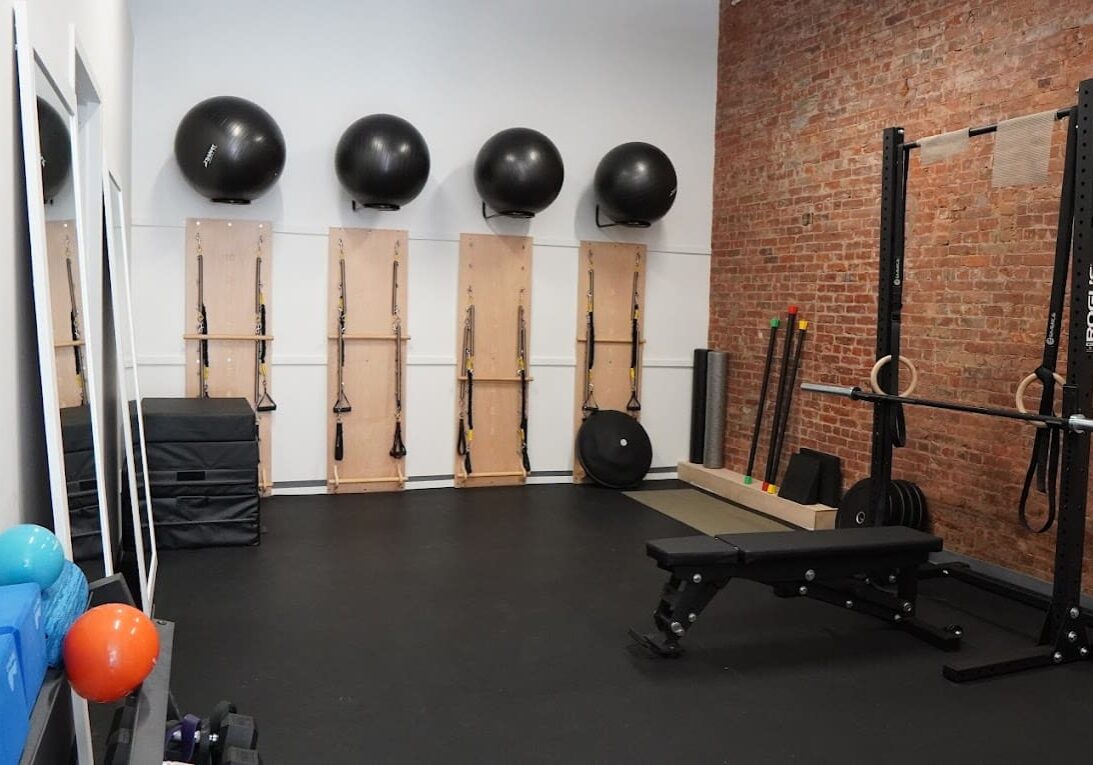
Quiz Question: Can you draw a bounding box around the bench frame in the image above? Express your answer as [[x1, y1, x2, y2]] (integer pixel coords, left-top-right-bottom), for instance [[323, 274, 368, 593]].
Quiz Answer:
[[631, 535, 962, 657]]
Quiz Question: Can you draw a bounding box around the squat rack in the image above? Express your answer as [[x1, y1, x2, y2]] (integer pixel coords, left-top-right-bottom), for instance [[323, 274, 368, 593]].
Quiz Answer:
[[805, 78, 1093, 681]]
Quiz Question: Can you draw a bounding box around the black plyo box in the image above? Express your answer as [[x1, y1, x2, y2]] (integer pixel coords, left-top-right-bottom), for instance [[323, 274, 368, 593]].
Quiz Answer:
[[133, 398, 260, 549]]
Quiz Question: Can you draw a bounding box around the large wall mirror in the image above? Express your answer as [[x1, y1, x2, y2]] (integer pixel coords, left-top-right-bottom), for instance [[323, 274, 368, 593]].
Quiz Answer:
[[14, 8, 112, 583], [104, 171, 158, 613]]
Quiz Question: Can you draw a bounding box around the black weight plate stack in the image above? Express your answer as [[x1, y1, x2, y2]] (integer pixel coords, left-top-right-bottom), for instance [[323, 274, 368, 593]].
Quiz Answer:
[[576, 410, 653, 489], [837, 477, 905, 528], [891, 480, 912, 529], [906, 480, 928, 530], [891, 480, 914, 527]]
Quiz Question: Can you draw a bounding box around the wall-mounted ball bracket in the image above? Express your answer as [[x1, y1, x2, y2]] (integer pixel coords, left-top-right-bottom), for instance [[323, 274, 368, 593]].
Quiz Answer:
[[595, 204, 651, 229], [351, 200, 401, 212], [481, 201, 535, 220]]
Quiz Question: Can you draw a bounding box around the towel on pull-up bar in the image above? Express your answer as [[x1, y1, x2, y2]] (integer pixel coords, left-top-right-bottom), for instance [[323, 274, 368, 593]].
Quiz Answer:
[[918, 128, 970, 166], [992, 109, 1056, 188]]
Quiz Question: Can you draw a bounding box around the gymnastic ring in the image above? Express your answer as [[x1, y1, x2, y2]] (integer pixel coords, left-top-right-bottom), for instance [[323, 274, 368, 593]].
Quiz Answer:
[[1015, 371, 1065, 428], [870, 355, 918, 397]]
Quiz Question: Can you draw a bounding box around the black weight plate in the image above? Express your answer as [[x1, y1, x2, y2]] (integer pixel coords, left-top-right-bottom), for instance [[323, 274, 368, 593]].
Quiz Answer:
[[891, 480, 914, 527], [893, 480, 915, 530], [903, 481, 924, 530], [576, 410, 652, 489], [838, 478, 900, 528], [907, 481, 928, 530], [836, 479, 872, 528]]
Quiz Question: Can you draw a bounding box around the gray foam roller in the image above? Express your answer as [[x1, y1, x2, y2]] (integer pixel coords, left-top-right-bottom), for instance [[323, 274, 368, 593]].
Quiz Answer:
[[703, 351, 728, 469]]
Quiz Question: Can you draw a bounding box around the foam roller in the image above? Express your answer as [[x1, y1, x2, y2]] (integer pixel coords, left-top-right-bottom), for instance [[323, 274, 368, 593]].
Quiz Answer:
[[703, 351, 728, 469]]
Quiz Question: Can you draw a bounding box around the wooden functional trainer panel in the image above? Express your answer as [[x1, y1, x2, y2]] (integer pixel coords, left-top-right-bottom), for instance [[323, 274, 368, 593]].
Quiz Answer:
[[327, 228, 409, 493], [572, 241, 647, 483], [183, 218, 274, 494], [46, 221, 86, 408], [454, 234, 532, 488]]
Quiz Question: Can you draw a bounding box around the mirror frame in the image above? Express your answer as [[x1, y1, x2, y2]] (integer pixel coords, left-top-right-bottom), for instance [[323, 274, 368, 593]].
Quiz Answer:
[[14, 4, 96, 761], [14, 4, 112, 569], [103, 168, 158, 613], [70, 29, 116, 577]]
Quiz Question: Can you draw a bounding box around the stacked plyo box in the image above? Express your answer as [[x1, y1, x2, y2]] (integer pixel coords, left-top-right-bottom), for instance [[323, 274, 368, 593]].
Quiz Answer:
[[135, 398, 260, 548], [60, 405, 102, 562]]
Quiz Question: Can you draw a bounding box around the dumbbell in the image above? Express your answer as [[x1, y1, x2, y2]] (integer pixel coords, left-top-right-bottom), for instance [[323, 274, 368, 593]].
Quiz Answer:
[[220, 747, 263, 765], [104, 727, 132, 765], [166, 703, 258, 764]]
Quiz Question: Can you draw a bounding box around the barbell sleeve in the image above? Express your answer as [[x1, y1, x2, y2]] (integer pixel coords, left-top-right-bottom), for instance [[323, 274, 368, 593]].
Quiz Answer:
[[1068, 415, 1093, 432], [800, 383, 859, 398]]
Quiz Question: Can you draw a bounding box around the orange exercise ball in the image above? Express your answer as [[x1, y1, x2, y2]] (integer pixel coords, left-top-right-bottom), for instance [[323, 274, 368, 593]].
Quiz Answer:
[[63, 604, 159, 702]]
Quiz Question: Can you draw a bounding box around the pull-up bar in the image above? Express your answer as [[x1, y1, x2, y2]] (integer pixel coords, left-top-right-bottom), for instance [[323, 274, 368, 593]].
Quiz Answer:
[[801, 383, 1093, 432], [900, 107, 1073, 150]]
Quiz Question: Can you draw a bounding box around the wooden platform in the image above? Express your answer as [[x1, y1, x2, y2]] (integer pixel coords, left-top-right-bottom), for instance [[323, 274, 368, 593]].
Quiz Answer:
[[677, 461, 837, 530]]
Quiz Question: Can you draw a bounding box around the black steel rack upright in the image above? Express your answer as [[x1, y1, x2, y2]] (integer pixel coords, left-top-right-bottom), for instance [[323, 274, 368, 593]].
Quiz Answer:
[[868, 79, 1093, 682]]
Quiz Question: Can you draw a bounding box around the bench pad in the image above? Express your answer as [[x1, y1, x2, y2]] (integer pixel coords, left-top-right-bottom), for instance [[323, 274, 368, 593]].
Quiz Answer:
[[648, 526, 941, 569]]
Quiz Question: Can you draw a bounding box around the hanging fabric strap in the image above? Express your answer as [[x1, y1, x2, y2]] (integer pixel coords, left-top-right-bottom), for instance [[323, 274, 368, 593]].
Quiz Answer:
[[333, 240, 351, 462], [196, 232, 210, 399], [626, 252, 642, 414], [517, 293, 530, 472], [582, 251, 598, 417], [64, 236, 87, 406], [254, 236, 277, 412], [457, 291, 475, 475], [390, 243, 407, 458], [1017, 114, 1077, 533]]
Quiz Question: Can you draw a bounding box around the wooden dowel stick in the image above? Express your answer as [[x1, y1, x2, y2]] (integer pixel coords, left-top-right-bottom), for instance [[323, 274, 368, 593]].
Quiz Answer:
[[325, 334, 411, 341], [184, 333, 274, 341]]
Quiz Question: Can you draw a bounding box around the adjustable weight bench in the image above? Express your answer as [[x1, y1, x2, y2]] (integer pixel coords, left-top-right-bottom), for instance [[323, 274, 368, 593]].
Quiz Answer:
[[630, 526, 963, 657]]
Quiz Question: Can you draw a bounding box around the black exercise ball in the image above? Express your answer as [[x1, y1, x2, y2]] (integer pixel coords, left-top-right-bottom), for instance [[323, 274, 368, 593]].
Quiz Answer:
[[174, 96, 286, 203], [474, 127, 564, 217], [594, 142, 677, 226], [335, 114, 430, 210], [37, 97, 71, 202]]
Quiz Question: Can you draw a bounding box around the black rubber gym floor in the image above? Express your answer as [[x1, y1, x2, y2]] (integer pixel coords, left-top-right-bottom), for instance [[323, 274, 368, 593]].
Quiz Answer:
[[155, 483, 1093, 763]]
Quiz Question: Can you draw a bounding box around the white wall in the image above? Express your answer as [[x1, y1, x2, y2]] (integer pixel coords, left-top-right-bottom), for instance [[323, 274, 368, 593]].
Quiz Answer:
[[0, 1, 132, 530], [128, 0, 717, 488]]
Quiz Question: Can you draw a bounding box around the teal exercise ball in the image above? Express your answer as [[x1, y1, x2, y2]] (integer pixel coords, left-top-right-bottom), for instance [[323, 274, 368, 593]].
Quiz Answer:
[[0, 524, 65, 589]]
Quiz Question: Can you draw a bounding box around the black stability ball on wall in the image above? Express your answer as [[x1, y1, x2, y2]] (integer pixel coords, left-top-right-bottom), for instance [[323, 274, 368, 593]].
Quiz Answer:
[[474, 127, 564, 218], [335, 114, 430, 210], [174, 96, 286, 204], [37, 97, 71, 202], [594, 142, 677, 226]]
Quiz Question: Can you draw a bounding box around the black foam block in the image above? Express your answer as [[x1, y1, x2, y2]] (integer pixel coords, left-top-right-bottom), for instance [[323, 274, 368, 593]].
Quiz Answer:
[[689, 349, 709, 463], [777, 452, 821, 504], [800, 448, 843, 506]]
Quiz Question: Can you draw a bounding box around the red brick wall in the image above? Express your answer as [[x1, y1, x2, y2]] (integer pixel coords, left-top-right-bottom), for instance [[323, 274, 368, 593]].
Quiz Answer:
[[710, 0, 1093, 584]]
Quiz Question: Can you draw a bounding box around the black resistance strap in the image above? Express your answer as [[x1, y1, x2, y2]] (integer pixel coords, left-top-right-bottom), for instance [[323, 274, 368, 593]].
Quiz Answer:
[[626, 252, 642, 414], [196, 236, 210, 399], [582, 250, 598, 417], [517, 292, 530, 472], [333, 241, 352, 462], [390, 242, 407, 459], [254, 239, 277, 413], [457, 290, 475, 475], [1018, 115, 1077, 533], [64, 237, 87, 406]]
